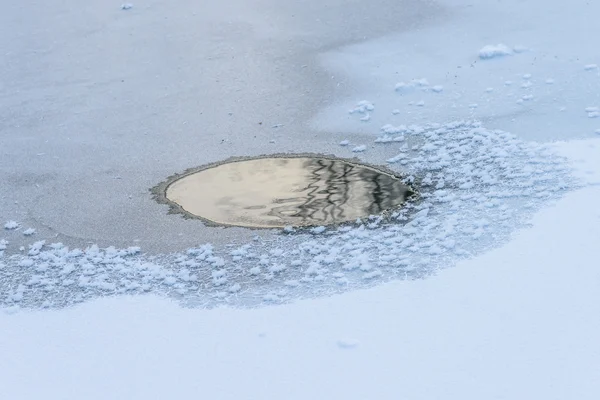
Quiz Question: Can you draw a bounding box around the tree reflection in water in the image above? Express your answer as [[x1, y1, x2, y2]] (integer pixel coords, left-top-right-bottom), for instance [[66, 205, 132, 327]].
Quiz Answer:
[[268, 158, 412, 225]]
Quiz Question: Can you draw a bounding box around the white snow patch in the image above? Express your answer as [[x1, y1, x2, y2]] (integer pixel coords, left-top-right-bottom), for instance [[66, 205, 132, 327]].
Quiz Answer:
[[4, 221, 19, 230], [359, 113, 371, 122], [395, 78, 430, 93], [478, 44, 513, 59], [349, 100, 374, 114]]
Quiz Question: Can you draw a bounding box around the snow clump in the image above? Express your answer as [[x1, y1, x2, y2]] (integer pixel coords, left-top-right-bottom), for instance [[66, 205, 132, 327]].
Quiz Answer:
[[479, 44, 513, 59]]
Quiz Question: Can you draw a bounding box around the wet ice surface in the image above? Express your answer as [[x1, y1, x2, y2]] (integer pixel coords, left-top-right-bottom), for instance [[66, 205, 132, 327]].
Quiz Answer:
[[0, 121, 574, 310]]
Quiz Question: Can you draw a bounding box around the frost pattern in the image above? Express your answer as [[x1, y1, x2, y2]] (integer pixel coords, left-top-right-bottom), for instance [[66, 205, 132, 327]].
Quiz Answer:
[[0, 121, 574, 310]]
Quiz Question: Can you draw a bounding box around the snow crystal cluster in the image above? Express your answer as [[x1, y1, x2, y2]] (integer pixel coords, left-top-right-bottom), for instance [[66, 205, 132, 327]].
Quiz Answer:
[[0, 119, 574, 311], [4, 221, 19, 230], [479, 44, 515, 60]]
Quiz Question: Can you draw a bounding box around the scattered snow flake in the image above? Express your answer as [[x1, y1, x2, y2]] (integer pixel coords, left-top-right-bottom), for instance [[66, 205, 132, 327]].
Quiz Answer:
[[395, 78, 429, 93], [479, 44, 513, 59], [18, 259, 34, 267], [416, 100, 425, 107], [28, 241, 45, 256], [521, 81, 532, 89], [431, 85, 444, 93], [392, 109, 400, 115], [310, 226, 326, 234], [584, 64, 598, 71], [339, 140, 350, 146], [352, 145, 367, 153], [359, 113, 371, 122], [4, 221, 19, 230], [126, 246, 140, 255], [121, 3, 133, 10], [349, 100, 374, 114], [211, 269, 227, 286], [23, 228, 36, 236]]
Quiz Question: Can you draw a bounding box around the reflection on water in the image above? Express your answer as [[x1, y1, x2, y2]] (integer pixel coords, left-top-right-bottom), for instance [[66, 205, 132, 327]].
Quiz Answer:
[[166, 157, 412, 228]]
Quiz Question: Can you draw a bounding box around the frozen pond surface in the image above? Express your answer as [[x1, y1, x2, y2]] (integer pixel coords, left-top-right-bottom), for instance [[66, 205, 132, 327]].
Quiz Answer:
[[1, 0, 600, 398]]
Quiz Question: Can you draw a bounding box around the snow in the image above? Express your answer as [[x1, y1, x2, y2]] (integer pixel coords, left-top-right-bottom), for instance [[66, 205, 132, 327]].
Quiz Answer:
[[4, 221, 19, 230], [2, 0, 600, 398], [1, 183, 599, 398], [478, 44, 513, 59], [349, 100, 375, 114]]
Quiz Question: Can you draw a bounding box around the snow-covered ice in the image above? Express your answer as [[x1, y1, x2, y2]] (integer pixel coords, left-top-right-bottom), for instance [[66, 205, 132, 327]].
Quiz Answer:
[[2, 0, 600, 398]]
